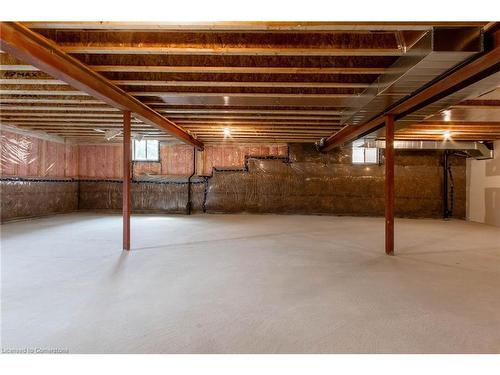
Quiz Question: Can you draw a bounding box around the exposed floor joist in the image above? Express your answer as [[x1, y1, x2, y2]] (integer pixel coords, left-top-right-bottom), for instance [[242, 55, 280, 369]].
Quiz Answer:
[[21, 21, 488, 31], [0, 22, 203, 148], [1, 21, 498, 144]]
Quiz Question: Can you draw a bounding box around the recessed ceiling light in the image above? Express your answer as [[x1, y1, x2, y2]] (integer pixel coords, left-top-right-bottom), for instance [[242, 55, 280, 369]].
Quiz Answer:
[[223, 127, 231, 137]]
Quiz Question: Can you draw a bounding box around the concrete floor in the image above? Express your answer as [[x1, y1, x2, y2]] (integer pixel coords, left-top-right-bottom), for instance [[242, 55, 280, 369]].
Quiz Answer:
[[1, 213, 499, 354]]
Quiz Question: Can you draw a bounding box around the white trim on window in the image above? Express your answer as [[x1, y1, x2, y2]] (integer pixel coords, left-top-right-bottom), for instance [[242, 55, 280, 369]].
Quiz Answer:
[[132, 139, 160, 162]]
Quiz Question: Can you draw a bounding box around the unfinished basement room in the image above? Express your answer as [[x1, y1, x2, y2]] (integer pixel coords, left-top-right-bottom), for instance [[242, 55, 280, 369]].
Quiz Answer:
[[1, 18, 500, 358]]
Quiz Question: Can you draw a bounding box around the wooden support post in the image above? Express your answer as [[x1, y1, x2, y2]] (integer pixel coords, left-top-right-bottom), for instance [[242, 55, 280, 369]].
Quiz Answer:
[[385, 114, 395, 255], [123, 110, 131, 251]]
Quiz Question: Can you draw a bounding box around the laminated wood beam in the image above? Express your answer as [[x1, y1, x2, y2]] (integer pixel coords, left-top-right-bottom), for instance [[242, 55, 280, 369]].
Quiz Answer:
[[0, 22, 203, 149]]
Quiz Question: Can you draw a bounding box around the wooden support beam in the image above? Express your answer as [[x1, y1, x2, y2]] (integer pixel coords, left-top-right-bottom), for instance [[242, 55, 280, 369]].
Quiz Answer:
[[385, 114, 395, 256], [0, 22, 203, 149], [123, 111, 131, 251]]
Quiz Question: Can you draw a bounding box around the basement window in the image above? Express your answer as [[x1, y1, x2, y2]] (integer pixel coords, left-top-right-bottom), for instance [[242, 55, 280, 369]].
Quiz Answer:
[[132, 140, 160, 162], [352, 141, 379, 164]]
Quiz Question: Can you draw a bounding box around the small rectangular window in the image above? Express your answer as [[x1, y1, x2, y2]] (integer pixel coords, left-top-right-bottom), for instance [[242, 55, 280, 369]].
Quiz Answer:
[[364, 147, 378, 163], [352, 141, 378, 164], [132, 139, 159, 162], [352, 147, 365, 164]]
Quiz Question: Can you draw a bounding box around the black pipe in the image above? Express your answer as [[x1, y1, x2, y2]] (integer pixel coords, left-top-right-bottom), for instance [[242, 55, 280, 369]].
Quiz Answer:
[[187, 147, 196, 215], [443, 150, 451, 220]]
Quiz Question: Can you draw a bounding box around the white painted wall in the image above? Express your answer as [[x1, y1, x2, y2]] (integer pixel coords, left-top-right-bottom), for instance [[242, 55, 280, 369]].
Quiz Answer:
[[466, 140, 500, 227]]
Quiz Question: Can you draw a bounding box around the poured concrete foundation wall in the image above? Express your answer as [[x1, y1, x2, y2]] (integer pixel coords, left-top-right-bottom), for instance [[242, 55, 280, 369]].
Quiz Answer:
[[0, 129, 79, 222], [0, 179, 78, 222], [78, 178, 205, 214], [1, 138, 466, 221], [1, 131, 286, 220], [205, 144, 466, 218], [77, 145, 465, 218]]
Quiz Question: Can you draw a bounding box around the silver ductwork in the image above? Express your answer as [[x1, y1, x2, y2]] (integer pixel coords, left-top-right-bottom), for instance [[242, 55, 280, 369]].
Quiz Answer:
[[343, 27, 484, 127], [392, 69, 500, 132], [362, 140, 493, 160]]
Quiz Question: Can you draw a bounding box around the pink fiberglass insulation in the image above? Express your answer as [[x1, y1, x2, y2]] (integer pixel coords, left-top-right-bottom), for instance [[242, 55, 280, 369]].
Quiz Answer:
[[0, 130, 78, 178]]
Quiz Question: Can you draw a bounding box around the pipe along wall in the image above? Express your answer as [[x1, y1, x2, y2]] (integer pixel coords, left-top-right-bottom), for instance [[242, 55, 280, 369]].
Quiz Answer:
[[0, 131, 466, 222]]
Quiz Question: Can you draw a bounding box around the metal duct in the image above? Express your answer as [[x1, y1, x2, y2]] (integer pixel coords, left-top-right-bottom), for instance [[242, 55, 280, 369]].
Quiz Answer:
[[391, 70, 500, 132], [342, 27, 484, 127], [362, 140, 493, 159]]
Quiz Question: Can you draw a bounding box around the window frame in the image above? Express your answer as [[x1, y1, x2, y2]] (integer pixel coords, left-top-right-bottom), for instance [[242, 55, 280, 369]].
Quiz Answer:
[[132, 139, 160, 162], [351, 141, 379, 165]]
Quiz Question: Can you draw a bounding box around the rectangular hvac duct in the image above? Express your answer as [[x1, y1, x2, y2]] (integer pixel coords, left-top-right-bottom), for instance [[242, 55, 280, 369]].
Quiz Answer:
[[342, 27, 484, 127], [362, 140, 493, 159]]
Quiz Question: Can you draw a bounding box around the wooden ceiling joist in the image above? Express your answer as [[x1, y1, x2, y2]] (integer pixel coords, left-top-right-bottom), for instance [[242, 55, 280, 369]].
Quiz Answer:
[[0, 105, 119, 111], [0, 88, 362, 97], [0, 64, 38, 71], [0, 98, 104, 104], [158, 109, 349, 115], [90, 66, 386, 75], [0, 22, 203, 149], [60, 46, 403, 57], [130, 92, 357, 98], [21, 22, 487, 32], [1, 22, 497, 144], [0, 105, 349, 116], [0, 64, 386, 75], [0, 78, 372, 89], [0, 89, 86, 96], [0, 112, 138, 118]]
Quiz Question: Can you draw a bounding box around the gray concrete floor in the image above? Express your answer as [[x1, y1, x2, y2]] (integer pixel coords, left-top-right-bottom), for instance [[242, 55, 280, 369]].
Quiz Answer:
[[1, 213, 499, 353]]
